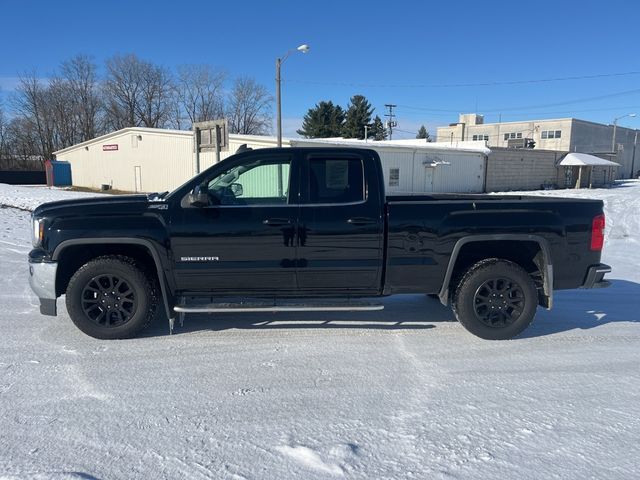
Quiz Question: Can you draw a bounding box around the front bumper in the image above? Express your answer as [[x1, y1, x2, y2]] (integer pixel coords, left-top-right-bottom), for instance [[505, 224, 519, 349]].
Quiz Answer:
[[581, 263, 611, 289], [28, 259, 58, 316]]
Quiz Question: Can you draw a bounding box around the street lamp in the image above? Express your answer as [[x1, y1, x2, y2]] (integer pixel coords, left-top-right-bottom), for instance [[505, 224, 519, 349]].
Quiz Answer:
[[611, 113, 636, 153], [276, 44, 310, 147]]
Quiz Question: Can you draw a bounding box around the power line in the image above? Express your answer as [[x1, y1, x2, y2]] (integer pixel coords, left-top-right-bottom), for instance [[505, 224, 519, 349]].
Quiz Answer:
[[282, 70, 640, 89], [395, 88, 640, 114]]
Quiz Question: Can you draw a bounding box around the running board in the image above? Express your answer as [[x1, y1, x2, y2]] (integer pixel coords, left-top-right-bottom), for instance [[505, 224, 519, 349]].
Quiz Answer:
[[168, 298, 384, 334], [174, 302, 384, 314]]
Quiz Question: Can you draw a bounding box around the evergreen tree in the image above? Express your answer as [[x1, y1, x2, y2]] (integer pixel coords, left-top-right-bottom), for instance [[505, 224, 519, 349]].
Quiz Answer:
[[343, 95, 374, 139], [371, 115, 387, 141], [296, 101, 345, 138], [416, 125, 430, 140]]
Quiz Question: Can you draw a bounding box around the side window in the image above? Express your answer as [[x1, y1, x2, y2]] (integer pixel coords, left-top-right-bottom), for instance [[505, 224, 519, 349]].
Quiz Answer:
[[307, 157, 365, 204], [206, 156, 291, 205]]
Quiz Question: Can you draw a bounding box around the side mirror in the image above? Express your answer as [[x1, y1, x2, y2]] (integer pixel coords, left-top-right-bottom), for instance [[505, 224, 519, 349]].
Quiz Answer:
[[188, 193, 209, 207], [230, 183, 243, 197], [189, 183, 209, 207]]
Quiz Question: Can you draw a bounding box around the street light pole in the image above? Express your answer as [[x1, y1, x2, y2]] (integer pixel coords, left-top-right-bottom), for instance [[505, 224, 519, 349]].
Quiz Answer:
[[611, 113, 636, 153], [276, 44, 309, 148], [276, 57, 282, 147]]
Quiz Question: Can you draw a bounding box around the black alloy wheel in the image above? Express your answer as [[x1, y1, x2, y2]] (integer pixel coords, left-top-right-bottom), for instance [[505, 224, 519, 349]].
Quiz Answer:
[[472, 277, 525, 328], [453, 259, 538, 340], [66, 256, 158, 339], [81, 274, 137, 327]]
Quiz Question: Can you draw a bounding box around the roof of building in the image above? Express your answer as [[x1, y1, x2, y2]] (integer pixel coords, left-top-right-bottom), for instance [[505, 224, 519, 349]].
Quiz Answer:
[[558, 153, 620, 167], [437, 117, 575, 128], [54, 127, 492, 156], [292, 137, 491, 154]]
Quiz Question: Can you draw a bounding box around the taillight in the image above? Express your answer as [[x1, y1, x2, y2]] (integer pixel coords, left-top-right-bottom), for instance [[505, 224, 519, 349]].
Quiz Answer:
[[590, 214, 605, 251]]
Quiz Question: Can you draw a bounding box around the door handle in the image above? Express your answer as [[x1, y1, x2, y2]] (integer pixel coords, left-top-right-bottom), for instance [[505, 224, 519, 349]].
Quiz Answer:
[[263, 218, 291, 226], [347, 217, 377, 225]]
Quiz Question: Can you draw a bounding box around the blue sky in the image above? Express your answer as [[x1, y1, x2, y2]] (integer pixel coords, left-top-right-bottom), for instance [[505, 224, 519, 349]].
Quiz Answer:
[[1, 0, 639, 138]]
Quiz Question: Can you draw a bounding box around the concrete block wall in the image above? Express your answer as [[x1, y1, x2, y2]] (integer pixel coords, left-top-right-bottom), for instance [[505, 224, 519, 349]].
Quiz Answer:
[[485, 148, 564, 192]]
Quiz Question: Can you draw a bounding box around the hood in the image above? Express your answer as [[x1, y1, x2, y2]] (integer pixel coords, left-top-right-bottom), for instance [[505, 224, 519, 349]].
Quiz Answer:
[[32, 194, 151, 218]]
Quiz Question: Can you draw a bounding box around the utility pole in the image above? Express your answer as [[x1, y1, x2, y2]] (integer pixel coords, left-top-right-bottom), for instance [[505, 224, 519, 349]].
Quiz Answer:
[[364, 125, 369, 142], [384, 104, 397, 140]]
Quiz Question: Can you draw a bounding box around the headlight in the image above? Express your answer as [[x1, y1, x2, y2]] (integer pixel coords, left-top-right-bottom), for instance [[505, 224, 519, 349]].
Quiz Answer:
[[32, 216, 44, 247]]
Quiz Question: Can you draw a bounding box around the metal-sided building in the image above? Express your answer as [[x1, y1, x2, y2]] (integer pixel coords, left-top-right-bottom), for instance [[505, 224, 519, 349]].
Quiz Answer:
[[53, 127, 489, 194], [53, 128, 282, 193]]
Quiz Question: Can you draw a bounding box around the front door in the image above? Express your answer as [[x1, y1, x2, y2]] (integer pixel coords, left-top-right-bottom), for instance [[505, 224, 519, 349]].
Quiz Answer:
[[296, 151, 384, 293], [170, 152, 299, 293]]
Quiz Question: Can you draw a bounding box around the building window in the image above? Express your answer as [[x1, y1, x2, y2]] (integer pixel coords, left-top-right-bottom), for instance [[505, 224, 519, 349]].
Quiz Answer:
[[389, 168, 400, 187], [504, 132, 521, 140], [516, 132, 522, 139], [541, 130, 561, 139], [472, 134, 489, 141]]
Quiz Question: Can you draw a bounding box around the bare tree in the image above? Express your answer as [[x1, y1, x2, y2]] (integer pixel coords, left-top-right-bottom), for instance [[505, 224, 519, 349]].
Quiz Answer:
[[61, 55, 102, 141], [103, 54, 174, 130], [48, 76, 79, 148], [4, 117, 43, 166], [226, 77, 273, 135], [13, 72, 56, 160], [174, 65, 226, 127]]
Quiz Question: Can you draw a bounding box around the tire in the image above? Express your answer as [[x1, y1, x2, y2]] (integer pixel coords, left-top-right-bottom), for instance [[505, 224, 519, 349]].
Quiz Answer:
[[65, 255, 158, 339], [452, 259, 537, 340]]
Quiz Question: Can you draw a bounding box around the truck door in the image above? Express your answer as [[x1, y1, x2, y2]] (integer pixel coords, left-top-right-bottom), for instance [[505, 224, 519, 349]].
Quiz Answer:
[[296, 151, 384, 293], [170, 152, 299, 293]]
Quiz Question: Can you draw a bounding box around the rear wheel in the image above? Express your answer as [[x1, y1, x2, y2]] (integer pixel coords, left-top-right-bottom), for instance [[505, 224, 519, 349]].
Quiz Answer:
[[453, 259, 537, 340], [66, 256, 158, 339]]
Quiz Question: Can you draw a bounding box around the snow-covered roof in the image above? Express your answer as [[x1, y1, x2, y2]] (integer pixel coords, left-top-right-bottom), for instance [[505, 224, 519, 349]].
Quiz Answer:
[[559, 153, 620, 167], [53, 127, 194, 155], [291, 137, 491, 154], [54, 127, 491, 157]]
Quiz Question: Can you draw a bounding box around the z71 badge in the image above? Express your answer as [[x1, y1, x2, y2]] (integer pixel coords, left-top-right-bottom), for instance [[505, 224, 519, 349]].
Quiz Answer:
[[180, 256, 220, 262]]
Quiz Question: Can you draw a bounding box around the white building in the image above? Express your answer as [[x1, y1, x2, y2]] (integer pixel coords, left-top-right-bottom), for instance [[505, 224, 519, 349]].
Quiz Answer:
[[53, 127, 489, 194]]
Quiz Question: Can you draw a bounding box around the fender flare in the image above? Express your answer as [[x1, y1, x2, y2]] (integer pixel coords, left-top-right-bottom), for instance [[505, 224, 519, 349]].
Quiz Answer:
[[52, 238, 173, 321], [437, 234, 554, 309]]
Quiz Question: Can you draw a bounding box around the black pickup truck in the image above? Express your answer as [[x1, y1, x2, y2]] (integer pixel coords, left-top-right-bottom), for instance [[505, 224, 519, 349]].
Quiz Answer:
[[29, 147, 611, 340]]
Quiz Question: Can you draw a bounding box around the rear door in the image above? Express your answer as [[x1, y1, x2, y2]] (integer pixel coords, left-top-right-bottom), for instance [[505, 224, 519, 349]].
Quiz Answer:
[[296, 151, 384, 293]]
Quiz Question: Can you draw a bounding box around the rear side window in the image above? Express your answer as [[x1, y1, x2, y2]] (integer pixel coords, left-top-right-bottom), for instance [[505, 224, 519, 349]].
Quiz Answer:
[[307, 158, 365, 204]]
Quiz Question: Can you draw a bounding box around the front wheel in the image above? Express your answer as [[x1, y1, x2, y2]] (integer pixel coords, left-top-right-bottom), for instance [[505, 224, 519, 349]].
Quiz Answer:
[[65, 256, 158, 339], [453, 259, 538, 340]]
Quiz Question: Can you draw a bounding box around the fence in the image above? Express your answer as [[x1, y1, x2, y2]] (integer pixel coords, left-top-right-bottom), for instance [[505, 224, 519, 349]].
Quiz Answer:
[[0, 170, 47, 185]]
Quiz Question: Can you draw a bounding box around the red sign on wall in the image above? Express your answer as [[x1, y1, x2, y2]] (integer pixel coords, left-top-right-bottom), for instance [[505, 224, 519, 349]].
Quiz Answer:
[[103, 144, 119, 151]]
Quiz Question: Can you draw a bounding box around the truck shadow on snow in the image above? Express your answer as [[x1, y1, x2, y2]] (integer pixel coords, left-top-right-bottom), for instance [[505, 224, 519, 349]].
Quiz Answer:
[[520, 279, 640, 338], [142, 280, 639, 338], [142, 294, 450, 336]]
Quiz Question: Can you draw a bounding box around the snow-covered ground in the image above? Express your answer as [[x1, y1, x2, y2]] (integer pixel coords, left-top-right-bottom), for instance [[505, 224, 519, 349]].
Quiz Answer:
[[0, 182, 639, 479]]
